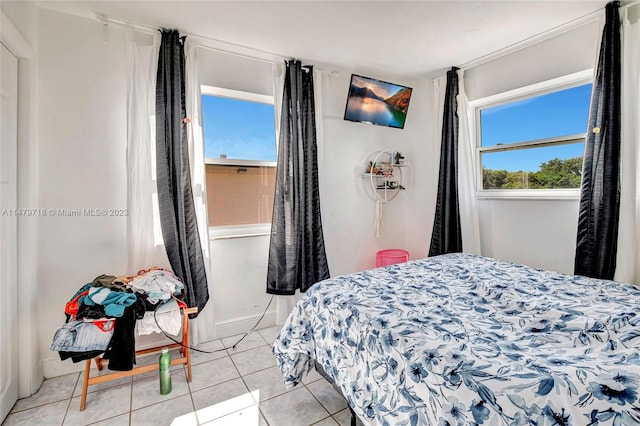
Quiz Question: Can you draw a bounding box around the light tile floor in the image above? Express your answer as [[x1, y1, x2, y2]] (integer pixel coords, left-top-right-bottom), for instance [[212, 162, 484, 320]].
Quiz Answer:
[[3, 326, 364, 426]]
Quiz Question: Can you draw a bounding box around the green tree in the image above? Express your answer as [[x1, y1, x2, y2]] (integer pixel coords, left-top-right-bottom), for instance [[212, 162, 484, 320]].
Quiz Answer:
[[483, 156, 583, 189], [502, 171, 532, 189], [483, 168, 508, 189], [483, 168, 531, 189], [530, 157, 582, 188]]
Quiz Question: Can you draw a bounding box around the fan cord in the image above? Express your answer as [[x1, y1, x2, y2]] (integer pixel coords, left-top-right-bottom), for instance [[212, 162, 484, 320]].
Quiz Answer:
[[152, 295, 275, 354]]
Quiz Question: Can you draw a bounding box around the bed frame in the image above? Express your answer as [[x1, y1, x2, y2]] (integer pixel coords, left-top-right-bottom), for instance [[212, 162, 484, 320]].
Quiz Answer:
[[79, 306, 198, 410], [314, 360, 357, 426]]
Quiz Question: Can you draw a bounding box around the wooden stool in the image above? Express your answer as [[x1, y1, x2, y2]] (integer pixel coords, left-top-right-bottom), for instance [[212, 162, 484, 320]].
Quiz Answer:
[[79, 305, 198, 410]]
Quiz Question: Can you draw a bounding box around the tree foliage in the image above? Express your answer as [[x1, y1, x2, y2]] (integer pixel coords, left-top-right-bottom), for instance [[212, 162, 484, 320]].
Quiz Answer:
[[483, 156, 583, 189]]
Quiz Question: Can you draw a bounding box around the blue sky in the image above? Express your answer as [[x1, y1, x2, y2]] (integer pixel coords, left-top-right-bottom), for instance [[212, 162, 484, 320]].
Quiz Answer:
[[481, 83, 591, 172], [202, 95, 276, 161], [202, 83, 591, 171]]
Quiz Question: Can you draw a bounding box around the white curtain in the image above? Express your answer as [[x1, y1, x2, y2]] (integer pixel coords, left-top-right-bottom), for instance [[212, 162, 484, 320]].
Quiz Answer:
[[457, 70, 482, 255], [272, 62, 289, 324], [614, 6, 640, 285], [271, 64, 325, 324], [431, 72, 481, 255], [126, 31, 171, 272], [184, 40, 215, 344], [432, 76, 445, 234], [431, 75, 444, 251], [127, 34, 214, 344]]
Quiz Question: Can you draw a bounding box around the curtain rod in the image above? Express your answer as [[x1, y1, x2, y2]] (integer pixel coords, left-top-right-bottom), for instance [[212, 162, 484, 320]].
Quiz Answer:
[[459, 0, 639, 72], [100, 13, 337, 73], [101, 14, 284, 64], [93, 1, 639, 76]]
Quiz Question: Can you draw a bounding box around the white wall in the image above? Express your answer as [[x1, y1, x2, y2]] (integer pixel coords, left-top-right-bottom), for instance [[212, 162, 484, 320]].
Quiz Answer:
[[209, 233, 274, 335], [198, 49, 276, 335], [37, 8, 130, 377], [463, 21, 600, 274], [319, 72, 435, 275], [465, 20, 600, 100], [30, 3, 633, 380], [200, 50, 437, 330], [478, 199, 579, 274], [199, 49, 273, 96], [1, 0, 42, 397], [34, 9, 437, 377]]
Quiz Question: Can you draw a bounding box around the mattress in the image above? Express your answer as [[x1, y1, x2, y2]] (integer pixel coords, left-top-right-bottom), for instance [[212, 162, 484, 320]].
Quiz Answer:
[[273, 253, 640, 425]]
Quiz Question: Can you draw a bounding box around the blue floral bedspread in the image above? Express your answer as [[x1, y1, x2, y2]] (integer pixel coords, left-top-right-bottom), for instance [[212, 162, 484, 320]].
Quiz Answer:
[[273, 254, 640, 426]]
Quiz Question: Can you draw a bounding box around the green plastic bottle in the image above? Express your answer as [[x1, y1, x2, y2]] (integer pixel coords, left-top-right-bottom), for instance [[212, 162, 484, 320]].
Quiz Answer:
[[159, 348, 172, 395]]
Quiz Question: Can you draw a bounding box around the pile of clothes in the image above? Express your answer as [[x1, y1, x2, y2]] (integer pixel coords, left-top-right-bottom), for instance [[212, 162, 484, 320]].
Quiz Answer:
[[50, 267, 184, 371]]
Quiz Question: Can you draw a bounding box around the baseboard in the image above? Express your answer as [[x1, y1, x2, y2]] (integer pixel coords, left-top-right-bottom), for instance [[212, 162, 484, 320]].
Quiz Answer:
[[42, 355, 86, 379], [214, 311, 276, 340], [43, 311, 277, 378]]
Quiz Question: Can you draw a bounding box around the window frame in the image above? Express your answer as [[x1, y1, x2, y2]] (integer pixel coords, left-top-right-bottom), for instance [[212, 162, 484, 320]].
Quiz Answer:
[[469, 69, 592, 199], [200, 85, 278, 234]]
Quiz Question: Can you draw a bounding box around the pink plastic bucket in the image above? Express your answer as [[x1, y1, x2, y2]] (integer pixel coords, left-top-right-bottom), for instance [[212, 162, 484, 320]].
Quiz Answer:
[[376, 249, 410, 267]]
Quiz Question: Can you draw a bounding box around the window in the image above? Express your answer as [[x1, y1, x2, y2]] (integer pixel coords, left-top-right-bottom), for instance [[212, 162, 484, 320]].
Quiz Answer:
[[201, 86, 277, 228], [473, 71, 592, 194]]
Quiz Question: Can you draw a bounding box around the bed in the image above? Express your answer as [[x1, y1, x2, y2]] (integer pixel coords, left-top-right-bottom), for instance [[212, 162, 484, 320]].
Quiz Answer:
[[273, 253, 640, 426]]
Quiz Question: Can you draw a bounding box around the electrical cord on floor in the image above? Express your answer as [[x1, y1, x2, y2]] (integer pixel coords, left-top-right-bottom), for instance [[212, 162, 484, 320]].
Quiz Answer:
[[152, 295, 275, 354]]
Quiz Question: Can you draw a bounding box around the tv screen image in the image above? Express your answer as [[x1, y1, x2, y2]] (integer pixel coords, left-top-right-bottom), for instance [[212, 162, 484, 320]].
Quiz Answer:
[[344, 74, 412, 129]]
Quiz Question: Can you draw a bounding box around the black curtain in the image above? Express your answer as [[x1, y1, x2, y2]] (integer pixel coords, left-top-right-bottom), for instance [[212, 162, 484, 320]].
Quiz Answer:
[[266, 60, 330, 295], [574, 1, 621, 280], [156, 30, 209, 316], [429, 67, 462, 257]]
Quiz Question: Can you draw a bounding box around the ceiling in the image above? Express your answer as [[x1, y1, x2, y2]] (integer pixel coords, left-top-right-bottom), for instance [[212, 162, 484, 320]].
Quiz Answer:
[[39, 0, 608, 78]]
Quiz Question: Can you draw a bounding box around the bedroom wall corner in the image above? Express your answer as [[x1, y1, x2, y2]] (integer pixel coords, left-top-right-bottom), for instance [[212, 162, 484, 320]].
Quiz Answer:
[[464, 20, 600, 275], [318, 71, 435, 277], [198, 56, 438, 335], [32, 9, 440, 377], [36, 8, 130, 378], [1, 0, 43, 398]]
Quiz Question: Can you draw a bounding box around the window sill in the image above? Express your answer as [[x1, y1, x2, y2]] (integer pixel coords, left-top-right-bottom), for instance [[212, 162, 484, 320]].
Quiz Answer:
[[208, 223, 271, 240], [205, 158, 276, 167], [477, 189, 580, 200]]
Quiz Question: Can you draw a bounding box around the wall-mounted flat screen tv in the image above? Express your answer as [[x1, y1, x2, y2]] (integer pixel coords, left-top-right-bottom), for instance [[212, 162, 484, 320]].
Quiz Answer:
[[344, 74, 412, 129]]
